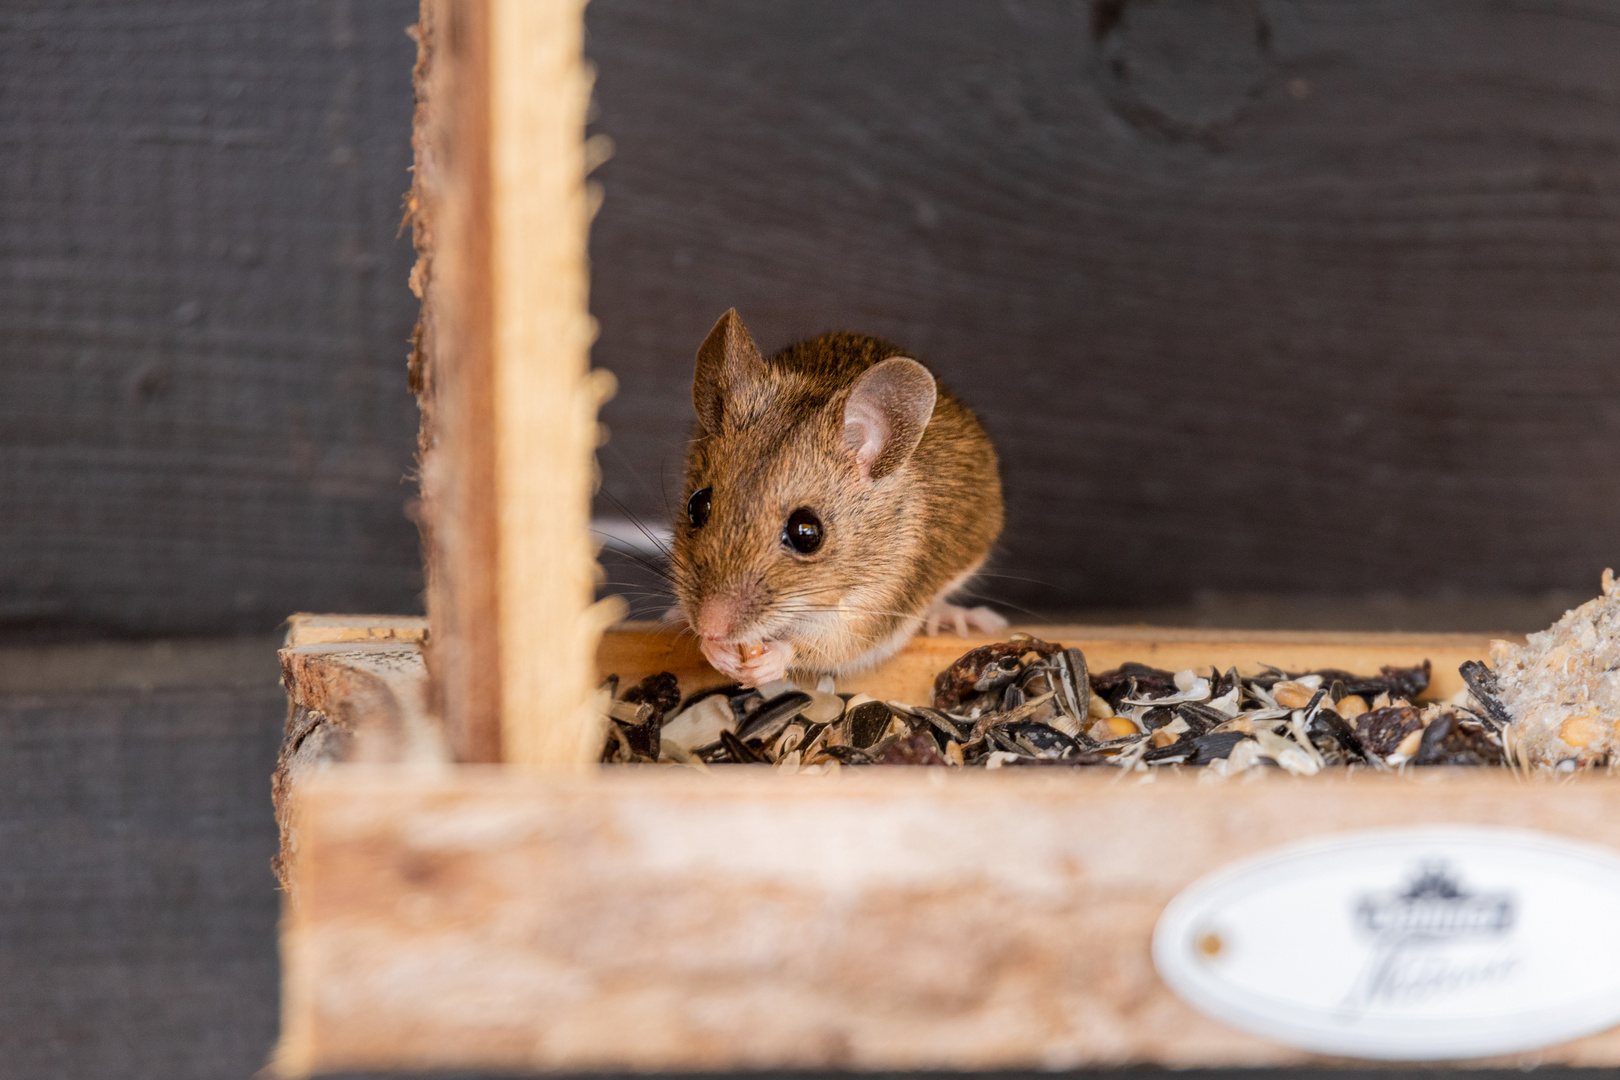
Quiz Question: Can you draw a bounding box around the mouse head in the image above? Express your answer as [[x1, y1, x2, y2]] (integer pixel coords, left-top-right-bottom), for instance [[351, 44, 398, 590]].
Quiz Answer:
[[671, 310, 937, 660]]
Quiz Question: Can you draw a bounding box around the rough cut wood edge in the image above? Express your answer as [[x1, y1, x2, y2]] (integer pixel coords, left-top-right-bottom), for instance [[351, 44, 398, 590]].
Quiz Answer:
[[276, 766, 1620, 1075], [488, 0, 620, 769], [409, 0, 502, 762], [272, 643, 447, 889]]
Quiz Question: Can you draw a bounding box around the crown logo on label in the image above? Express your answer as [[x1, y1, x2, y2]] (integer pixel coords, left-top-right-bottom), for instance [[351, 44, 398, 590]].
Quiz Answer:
[[1355, 861, 1515, 942]]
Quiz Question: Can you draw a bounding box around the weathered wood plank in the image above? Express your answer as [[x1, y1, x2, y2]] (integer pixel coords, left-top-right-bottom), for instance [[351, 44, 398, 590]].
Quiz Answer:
[[486, 0, 620, 768], [285, 615, 1504, 707], [277, 766, 1620, 1074], [411, 0, 615, 765], [0, 1, 425, 637], [273, 640, 447, 887], [284, 613, 428, 648], [0, 676, 286, 1078], [410, 0, 502, 761], [586, 0, 1620, 614]]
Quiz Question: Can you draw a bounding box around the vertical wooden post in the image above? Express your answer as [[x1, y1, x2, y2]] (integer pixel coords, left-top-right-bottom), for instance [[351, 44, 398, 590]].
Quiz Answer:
[[488, 0, 619, 767], [409, 0, 614, 767]]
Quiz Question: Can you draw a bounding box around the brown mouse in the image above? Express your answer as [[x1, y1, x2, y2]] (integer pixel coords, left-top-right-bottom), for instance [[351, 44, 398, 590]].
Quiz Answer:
[[671, 309, 1005, 687]]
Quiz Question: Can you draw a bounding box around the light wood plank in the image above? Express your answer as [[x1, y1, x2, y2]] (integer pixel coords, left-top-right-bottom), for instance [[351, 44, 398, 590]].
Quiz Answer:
[[411, 0, 614, 765], [285, 614, 428, 648], [489, 0, 617, 769], [277, 766, 1620, 1074], [597, 621, 1514, 704]]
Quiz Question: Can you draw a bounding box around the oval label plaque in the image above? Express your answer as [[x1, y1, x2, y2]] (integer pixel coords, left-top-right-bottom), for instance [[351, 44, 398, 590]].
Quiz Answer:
[[1153, 826, 1620, 1061]]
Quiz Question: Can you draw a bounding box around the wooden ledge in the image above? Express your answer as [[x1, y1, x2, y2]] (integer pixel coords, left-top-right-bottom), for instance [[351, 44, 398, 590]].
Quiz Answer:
[[283, 616, 1507, 709], [275, 620, 1560, 1076], [598, 620, 1512, 704], [278, 765, 1620, 1075], [284, 613, 428, 648]]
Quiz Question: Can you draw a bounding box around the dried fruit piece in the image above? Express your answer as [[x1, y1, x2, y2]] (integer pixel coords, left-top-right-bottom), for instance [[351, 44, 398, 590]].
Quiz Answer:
[[1355, 706, 1424, 758], [931, 637, 1061, 711], [1090, 662, 1179, 702], [1414, 712, 1503, 766], [1374, 661, 1432, 701], [874, 730, 949, 766]]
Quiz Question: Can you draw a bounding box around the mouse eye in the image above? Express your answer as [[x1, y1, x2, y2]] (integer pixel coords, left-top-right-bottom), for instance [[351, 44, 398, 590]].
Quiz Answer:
[[686, 487, 712, 529], [781, 507, 823, 555]]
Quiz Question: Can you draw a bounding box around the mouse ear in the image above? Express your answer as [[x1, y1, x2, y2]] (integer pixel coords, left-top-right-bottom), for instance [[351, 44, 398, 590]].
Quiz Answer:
[[843, 357, 937, 482], [693, 309, 767, 434]]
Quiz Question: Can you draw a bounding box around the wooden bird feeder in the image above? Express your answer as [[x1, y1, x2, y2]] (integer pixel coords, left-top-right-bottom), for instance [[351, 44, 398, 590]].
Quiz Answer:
[[272, 2, 1620, 1073]]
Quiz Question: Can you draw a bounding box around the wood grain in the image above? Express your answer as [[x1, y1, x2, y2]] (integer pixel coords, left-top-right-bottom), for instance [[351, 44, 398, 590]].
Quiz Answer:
[[0, 674, 286, 1078], [273, 640, 447, 888], [279, 614, 1502, 712], [487, 0, 618, 769], [0, 1, 425, 638], [278, 766, 1620, 1074], [284, 613, 427, 648], [411, 0, 615, 766], [597, 620, 1507, 705], [275, 622, 1536, 1073], [410, 0, 502, 761], [585, 0, 1620, 615]]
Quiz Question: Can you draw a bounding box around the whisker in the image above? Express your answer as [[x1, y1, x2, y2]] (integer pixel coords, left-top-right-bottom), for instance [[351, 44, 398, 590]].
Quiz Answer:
[[941, 588, 1043, 621], [594, 489, 675, 559], [599, 446, 679, 540], [964, 570, 1062, 587], [595, 543, 678, 586]]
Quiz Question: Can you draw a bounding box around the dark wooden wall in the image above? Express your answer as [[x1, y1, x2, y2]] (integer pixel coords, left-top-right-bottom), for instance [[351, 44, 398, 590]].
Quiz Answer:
[[588, 0, 1620, 617], [0, 1, 424, 638], [7, 1, 1620, 637], [0, 647, 285, 1079]]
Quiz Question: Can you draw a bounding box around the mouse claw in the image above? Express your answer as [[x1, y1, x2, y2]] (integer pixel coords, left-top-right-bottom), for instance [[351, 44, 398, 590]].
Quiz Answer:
[[965, 605, 1008, 634], [924, 601, 1007, 638]]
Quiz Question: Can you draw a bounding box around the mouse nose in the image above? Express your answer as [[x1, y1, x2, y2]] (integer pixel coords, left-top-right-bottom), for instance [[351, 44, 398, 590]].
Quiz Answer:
[[695, 590, 752, 641]]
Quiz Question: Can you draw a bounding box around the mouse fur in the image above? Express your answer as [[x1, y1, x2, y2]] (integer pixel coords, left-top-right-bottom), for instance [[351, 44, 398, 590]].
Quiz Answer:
[[672, 309, 1005, 686]]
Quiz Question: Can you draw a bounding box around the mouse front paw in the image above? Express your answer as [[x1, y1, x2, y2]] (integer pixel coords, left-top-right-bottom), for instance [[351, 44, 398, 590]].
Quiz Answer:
[[699, 637, 795, 688], [923, 601, 1008, 638]]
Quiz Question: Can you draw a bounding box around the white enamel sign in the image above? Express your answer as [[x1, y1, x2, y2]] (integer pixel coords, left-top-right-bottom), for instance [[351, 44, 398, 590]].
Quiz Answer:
[[1153, 827, 1620, 1061]]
